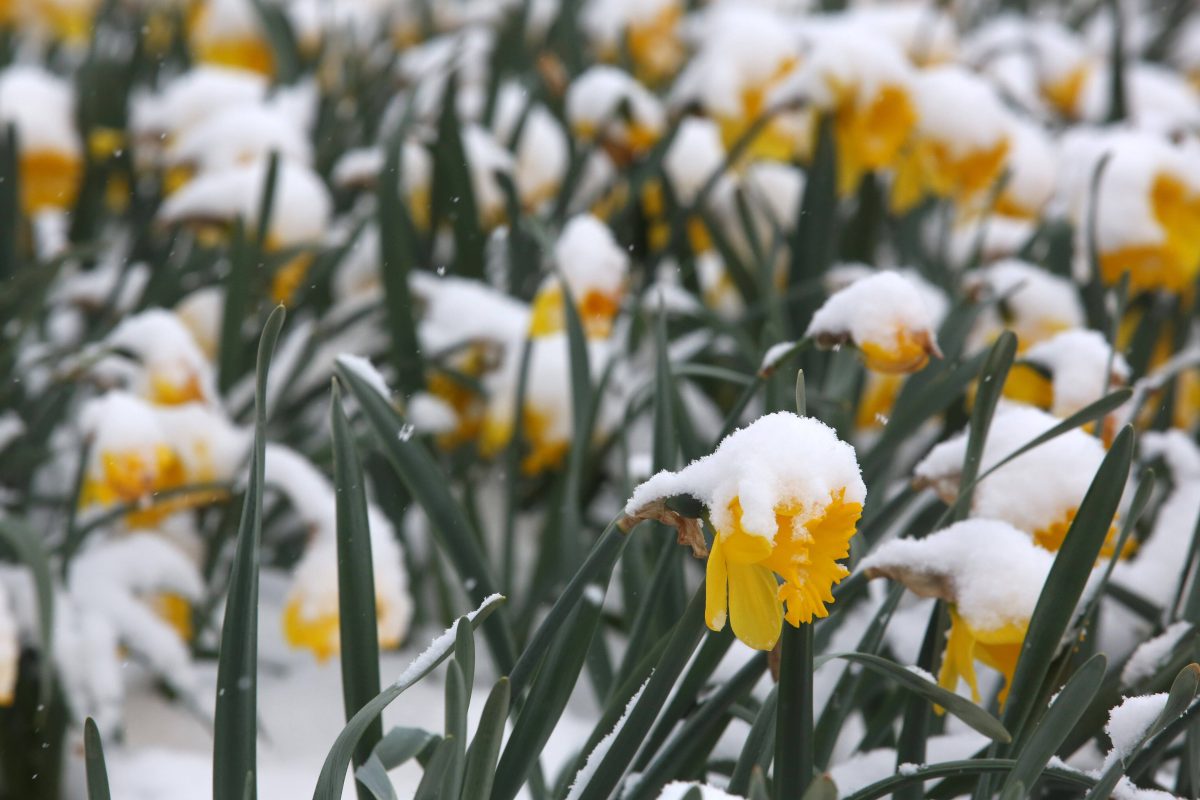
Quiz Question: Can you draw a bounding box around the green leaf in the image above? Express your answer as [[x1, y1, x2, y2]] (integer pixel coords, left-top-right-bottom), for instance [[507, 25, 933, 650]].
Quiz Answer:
[[729, 688, 778, 796], [461, 678, 510, 800], [491, 599, 606, 800], [842, 759, 1095, 800], [374, 727, 437, 770], [802, 775, 838, 800], [825, 652, 1010, 744], [218, 218, 253, 394], [431, 75, 484, 280], [355, 755, 398, 800], [1002, 426, 1134, 743], [414, 736, 459, 800], [949, 331, 1016, 522], [788, 113, 837, 331], [508, 522, 627, 695], [775, 624, 815, 799], [443, 660, 468, 799], [213, 305, 285, 800], [336, 360, 517, 672], [377, 137, 425, 397], [312, 596, 505, 800], [0, 518, 54, 707], [1002, 653, 1106, 794], [84, 718, 112, 800], [331, 381, 384, 783], [570, 584, 708, 800], [1085, 664, 1200, 799], [248, 0, 303, 82], [454, 616, 476, 709]]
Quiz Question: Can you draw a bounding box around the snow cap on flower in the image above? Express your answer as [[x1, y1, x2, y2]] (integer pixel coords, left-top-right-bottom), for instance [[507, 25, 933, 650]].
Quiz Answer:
[[174, 287, 225, 360], [101, 309, 217, 407], [492, 85, 568, 211], [994, 119, 1057, 220], [330, 142, 432, 227], [130, 66, 268, 142], [914, 404, 1116, 553], [966, 259, 1085, 348], [566, 66, 666, 161], [891, 66, 1013, 213], [530, 214, 629, 339], [1021, 328, 1129, 421], [0, 64, 82, 213], [165, 103, 312, 175], [157, 158, 332, 247], [462, 124, 515, 227], [661, 117, 728, 207], [862, 518, 1054, 702], [626, 412, 865, 647], [1078, 63, 1200, 133], [847, 4, 958, 65], [409, 271, 529, 355], [862, 518, 1052, 638], [806, 271, 941, 374]]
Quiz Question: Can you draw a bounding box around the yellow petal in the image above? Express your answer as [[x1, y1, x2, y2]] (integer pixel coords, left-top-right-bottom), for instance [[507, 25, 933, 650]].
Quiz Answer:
[[727, 561, 783, 651], [705, 534, 729, 633]]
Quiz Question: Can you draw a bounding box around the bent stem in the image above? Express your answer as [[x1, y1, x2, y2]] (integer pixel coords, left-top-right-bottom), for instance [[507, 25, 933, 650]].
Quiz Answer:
[[774, 621, 814, 799]]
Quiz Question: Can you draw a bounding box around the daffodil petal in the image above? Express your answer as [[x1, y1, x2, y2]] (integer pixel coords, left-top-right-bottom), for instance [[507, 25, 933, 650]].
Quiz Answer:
[[705, 534, 728, 632], [727, 561, 783, 651]]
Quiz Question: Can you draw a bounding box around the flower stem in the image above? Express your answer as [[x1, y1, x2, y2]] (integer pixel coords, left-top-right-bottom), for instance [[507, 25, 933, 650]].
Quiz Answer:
[[774, 622, 814, 799]]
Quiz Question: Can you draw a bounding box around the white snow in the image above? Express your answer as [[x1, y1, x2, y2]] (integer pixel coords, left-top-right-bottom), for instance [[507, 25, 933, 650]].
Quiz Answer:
[[565, 675, 650, 800], [395, 593, 504, 687], [1121, 623, 1193, 688], [336, 353, 392, 400], [0, 412, 25, 451], [806, 271, 939, 357], [759, 341, 798, 373], [1104, 693, 1169, 767], [1022, 329, 1129, 419], [550, 214, 629, 300]]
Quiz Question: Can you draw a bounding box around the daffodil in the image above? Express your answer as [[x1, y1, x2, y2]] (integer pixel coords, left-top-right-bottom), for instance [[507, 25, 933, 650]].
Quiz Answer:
[[891, 67, 1012, 214], [1019, 329, 1129, 443], [807, 271, 942, 375], [671, 6, 803, 162], [582, 0, 685, 85], [189, 0, 275, 76], [1086, 135, 1200, 294], [529, 215, 628, 340], [624, 412, 866, 650], [100, 310, 217, 407], [964, 260, 1085, 353], [0, 65, 83, 215], [788, 25, 918, 196], [156, 158, 332, 305], [914, 404, 1128, 557], [566, 66, 666, 165], [863, 518, 1054, 705], [78, 393, 246, 527]]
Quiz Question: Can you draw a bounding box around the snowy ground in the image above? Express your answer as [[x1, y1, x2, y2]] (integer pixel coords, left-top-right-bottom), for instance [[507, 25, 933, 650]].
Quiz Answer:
[[56, 570, 594, 799]]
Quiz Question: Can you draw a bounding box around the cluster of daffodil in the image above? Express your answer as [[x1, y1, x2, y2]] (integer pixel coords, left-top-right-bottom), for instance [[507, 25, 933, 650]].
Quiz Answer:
[[1, 0, 1200, 795]]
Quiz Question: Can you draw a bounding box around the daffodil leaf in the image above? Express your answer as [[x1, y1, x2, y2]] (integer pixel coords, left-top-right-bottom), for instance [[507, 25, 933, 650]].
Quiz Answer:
[[312, 596, 504, 800], [83, 718, 111, 800], [336, 360, 516, 671], [0, 517, 54, 708], [841, 758, 1096, 800], [729, 687, 778, 796], [461, 678, 510, 800], [331, 381, 383, 782], [1003, 652, 1106, 794], [373, 727, 437, 770], [1003, 425, 1134, 743], [354, 755, 398, 800], [377, 134, 425, 397], [825, 652, 1011, 744], [950, 330, 1016, 523]]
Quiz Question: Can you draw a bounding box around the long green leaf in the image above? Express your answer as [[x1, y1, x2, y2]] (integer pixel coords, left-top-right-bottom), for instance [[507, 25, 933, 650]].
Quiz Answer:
[[950, 331, 1016, 522], [462, 678, 510, 800], [84, 718, 112, 800], [336, 360, 516, 672], [312, 596, 505, 800], [331, 381, 384, 786], [1002, 653, 1106, 794], [1002, 425, 1134, 742], [0, 518, 54, 707], [213, 305, 285, 800], [377, 137, 425, 397]]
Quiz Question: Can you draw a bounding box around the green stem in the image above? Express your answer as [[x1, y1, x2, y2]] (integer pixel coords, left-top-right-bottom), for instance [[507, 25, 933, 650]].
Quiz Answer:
[[774, 622, 813, 799]]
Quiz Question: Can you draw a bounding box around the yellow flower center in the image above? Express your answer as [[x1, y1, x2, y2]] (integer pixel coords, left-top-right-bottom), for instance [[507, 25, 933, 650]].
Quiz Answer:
[[705, 489, 862, 650], [152, 592, 194, 641], [193, 31, 274, 76], [626, 4, 684, 85], [149, 371, 208, 406], [891, 137, 1010, 214], [1098, 172, 1200, 294], [283, 594, 403, 661], [1041, 65, 1089, 118], [1002, 363, 1054, 409], [1032, 508, 1132, 560], [480, 404, 569, 476], [270, 252, 315, 306], [856, 372, 905, 430], [716, 57, 800, 163]]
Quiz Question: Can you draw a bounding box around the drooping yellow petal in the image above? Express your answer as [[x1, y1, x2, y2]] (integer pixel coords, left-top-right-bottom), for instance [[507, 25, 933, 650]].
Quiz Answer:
[[726, 560, 783, 651], [939, 608, 981, 703], [705, 533, 729, 633], [283, 597, 339, 662]]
